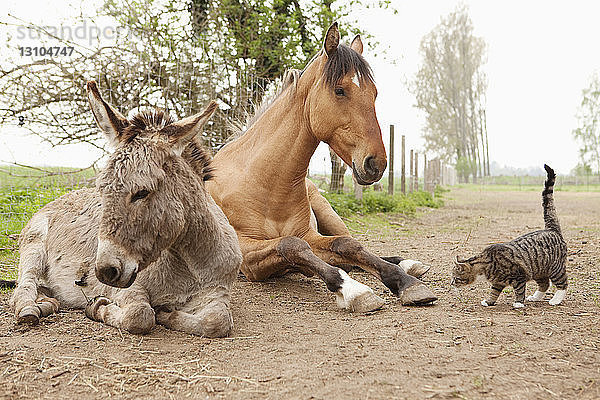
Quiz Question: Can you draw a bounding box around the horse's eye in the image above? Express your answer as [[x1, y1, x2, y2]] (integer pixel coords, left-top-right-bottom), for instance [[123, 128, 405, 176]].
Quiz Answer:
[[131, 189, 150, 203], [335, 87, 345, 96]]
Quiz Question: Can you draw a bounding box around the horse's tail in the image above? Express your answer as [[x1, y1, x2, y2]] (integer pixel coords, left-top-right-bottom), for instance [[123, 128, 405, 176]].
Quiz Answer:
[[0, 279, 16, 289], [542, 164, 562, 236]]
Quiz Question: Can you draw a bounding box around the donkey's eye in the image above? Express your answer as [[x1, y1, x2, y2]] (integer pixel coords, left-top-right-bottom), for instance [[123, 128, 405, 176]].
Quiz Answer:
[[131, 189, 150, 203], [334, 87, 345, 96]]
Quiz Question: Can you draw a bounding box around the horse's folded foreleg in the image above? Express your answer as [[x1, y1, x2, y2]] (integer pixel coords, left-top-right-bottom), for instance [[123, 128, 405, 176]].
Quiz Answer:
[[306, 179, 429, 278], [238, 236, 385, 313], [304, 232, 437, 306]]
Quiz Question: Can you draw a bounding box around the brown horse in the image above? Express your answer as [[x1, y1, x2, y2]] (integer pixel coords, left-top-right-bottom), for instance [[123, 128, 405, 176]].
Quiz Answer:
[[207, 23, 437, 312]]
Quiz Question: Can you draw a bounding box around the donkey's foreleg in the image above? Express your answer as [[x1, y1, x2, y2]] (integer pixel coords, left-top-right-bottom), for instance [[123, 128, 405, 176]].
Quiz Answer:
[[239, 236, 385, 313], [156, 299, 232, 338], [11, 241, 54, 324], [85, 294, 155, 335], [304, 232, 437, 306]]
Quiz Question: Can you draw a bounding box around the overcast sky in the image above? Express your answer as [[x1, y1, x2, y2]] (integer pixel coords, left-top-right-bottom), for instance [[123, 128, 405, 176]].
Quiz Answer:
[[2, 0, 600, 175]]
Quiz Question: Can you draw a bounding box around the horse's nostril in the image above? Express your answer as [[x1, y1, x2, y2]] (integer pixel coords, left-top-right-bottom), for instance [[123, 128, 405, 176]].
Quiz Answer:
[[364, 156, 379, 177], [99, 266, 120, 284]]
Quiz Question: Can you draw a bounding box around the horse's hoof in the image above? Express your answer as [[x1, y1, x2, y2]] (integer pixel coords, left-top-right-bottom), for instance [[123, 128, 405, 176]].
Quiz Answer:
[[399, 283, 437, 306], [400, 260, 431, 279], [85, 296, 111, 321], [17, 306, 40, 325], [348, 292, 385, 313]]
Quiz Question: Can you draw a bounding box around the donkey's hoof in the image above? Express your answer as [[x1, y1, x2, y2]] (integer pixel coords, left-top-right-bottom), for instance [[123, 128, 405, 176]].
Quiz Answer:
[[85, 296, 111, 321], [400, 260, 431, 279], [400, 283, 437, 306], [36, 297, 60, 317], [348, 292, 385, 313], [17, 306, 40, 325]]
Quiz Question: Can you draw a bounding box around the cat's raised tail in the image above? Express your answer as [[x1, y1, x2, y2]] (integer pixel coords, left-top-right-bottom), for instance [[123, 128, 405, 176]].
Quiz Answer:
[[542, 164, 562, 236]]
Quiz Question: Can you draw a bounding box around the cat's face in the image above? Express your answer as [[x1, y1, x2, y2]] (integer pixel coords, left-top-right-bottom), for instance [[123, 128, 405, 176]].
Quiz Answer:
[[451, 259, 478, 287]]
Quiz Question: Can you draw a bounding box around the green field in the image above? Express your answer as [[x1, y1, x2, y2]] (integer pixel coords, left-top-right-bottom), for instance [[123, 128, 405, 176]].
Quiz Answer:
[[0, 166, 96, 281]]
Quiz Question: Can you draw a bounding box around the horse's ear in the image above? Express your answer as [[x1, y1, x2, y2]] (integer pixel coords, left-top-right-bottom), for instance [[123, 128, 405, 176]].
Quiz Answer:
[[165, 101, 218, 155], [350, 34, 363, 55], [323, 22, 340, 57], [86, 81, 129, 147]]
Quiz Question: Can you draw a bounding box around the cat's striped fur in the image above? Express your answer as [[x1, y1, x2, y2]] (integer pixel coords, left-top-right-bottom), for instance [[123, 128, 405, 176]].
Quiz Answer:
[[452, 164, 568, 307]]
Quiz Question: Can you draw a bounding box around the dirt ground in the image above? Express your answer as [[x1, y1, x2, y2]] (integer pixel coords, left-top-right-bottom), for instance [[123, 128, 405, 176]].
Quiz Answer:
[[1, 187, 599, 400]]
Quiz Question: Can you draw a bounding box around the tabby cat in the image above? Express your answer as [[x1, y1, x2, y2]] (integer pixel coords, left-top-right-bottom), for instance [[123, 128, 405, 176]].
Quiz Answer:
[[451, 164, 568, 308]]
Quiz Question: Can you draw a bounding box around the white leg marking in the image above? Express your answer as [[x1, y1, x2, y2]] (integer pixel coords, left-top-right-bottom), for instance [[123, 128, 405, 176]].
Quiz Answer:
[[512, 302, 525, 308], [481, 300, 490, 307], [526, 290, 546, 302], [549, 289, 566, 305], [399, 259, 421, 272], [335, 270, 373, 309]]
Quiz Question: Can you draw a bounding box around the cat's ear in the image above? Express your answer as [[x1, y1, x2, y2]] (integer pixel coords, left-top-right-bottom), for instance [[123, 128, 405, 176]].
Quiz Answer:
[[454, 256, 466, 271]]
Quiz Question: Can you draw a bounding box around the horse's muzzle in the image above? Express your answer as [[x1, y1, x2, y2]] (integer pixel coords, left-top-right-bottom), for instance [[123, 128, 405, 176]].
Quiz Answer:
[[352, 156, 385, 185]]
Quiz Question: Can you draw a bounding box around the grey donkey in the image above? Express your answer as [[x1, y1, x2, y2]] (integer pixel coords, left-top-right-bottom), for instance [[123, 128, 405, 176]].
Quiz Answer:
[[10, 81, 243, 337]]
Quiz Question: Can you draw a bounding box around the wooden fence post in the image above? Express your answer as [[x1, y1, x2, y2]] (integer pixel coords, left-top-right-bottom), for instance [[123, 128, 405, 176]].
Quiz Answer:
[[423, 154, 427, 192], [388, 125, 394, 195], [401, 135, 406, 194], [409, 150, 414, 193], [353, 176, 363, 200], [414, 152, 419, 192]]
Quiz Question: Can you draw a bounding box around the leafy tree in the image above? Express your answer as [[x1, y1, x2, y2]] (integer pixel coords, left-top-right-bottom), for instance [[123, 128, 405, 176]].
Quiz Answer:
[[412, 5, 489, 183], [0, 0, 374, 157], [573, 73, 600, 175]]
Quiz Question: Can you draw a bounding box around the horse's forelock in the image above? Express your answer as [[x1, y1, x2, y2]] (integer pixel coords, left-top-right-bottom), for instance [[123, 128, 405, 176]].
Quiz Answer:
[[323, 44, 373, 86]]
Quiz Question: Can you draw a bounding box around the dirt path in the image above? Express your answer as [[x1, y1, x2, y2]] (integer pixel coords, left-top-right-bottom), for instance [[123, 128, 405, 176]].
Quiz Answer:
[[1, 187, 599, 399]]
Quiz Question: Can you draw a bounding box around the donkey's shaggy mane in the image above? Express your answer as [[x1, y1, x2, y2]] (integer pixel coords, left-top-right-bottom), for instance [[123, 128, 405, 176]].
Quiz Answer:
[[184, 140, 214, 181], [123, 109, 213, 181], [125, 110, 175, 143]]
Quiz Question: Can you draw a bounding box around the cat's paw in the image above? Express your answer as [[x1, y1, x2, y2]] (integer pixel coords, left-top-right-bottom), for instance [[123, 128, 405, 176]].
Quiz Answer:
[[481, 300, 490, 307], [512, 302, 525, 308], [548, 290, 566, 306], [526, 291, 546, 302]]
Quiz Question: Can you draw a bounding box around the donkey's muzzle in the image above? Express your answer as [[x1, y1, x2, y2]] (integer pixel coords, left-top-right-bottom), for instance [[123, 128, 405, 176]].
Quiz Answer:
[[96, 262, 137, 288], [95, 238, 139, 288]]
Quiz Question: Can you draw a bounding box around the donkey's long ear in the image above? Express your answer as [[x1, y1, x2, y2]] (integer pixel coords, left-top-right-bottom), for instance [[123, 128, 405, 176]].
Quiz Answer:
[[350, 34, 363, 55], [87, 81, 129, 147], [323, 22, 340, 57], [164, 101, 218, 155]]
